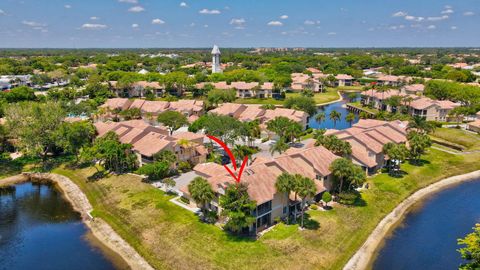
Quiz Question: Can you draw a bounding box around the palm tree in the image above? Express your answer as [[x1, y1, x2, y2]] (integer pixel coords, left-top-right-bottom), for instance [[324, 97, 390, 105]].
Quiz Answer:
[[269, 138, 289, 155], [345, 112, 355, 127], [294, 175, 316, 228], [329, 158, 352, 194], [329, 110, 342, 128], [275, 173, 296, 224], [315, 112, 326, 125], [408, 115, 435, 134], [188, 177, 215, 217], [359, 111, 369, 119]]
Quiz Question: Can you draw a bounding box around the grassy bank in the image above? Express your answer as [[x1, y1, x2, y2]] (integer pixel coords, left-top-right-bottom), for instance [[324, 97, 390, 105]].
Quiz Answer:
[[49, 146, 480, 270], [430, 128, 480, 151], [234, 89, 340, 106]]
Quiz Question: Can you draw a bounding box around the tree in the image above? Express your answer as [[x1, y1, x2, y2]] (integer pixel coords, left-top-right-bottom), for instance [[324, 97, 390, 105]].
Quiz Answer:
[[243, 120, 261, 147], [2, 86, 36, 103], [382, 142, 409, 175], [157, 111, 188, 135], [190, 114, 245, 146], [5, 102, 65, 161], [321, 191, 332, 208], [345, 112, 356, 127], [330, 158, 352, 194], [359, 111, 369, 119], [347, 165, 366, 190], [269, 138, 289, 155], [457, 223, 480, 270], [407, 131, 432, 164], [284, 96, 317, 115], [219, 183, 256, 234], [119, 108, 142, 120], [207, 88, 237, 107], [188, 176, 215, 217], [329, 110, 342, 128], [54, 121, 96, 162], [408, 115, 435, 134], [137, 161, 171, 180], [315, 134, 352, 157], [266, 116, 302, 142], [294, 175, 316, 228], [275, 172, 297, 224], [315, 111, 326, 125]]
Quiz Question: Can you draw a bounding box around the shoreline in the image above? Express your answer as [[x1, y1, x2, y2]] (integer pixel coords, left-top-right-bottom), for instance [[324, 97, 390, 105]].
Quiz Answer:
[[0, 173, 154, 270], [343, 169, 480, 270]]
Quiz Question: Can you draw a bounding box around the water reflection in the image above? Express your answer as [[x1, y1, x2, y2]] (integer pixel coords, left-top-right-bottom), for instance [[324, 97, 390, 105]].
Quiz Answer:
[[308, 92, 360, 130]]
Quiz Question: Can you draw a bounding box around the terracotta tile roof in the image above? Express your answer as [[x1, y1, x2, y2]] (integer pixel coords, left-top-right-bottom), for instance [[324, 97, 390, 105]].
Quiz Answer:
[[101, 98, 132, 110], [347, 140, 377, 168], [468, 119, 480, 128], [132, 132, 174, 157], [94, 121, 119, 137], [129, 99, 146, 109], [403, 84, 425, 92], [238, 105, 265, 122], [172, 131, 205, 142], [377, 75, 400, 82], [210, 103, 247, 117], [193, 162, 226, 178], [409, 97, 460, 110], [335, 74, 353, 80], [362, 89, 405, 100], [140, 100, 170, 114], [262, 108, 308, 123]]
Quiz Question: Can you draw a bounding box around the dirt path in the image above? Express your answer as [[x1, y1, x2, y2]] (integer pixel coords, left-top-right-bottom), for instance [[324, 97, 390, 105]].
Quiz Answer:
[[0, 173, 154, 270], [343, 170, 480, 270]]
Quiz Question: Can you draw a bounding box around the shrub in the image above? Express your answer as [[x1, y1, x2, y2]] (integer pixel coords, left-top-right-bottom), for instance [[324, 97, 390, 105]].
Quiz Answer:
[[310, 205, 318, 210], [177, 161, 192, 173], [179, 196, 190, 204]]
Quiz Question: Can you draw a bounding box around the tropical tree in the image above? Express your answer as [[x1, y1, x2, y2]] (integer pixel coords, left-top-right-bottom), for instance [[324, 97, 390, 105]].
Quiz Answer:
[[407, 131, 432, 164], [382, 142, 409, 175], [347, 165, 366, 190], [284, 96, 317, 115], [219, 183, 256, 234], [153, 150, 177, 165], [119, 108, 142, 120], [407, 116, 435, 134], [244, 120, 261, 147], [315, 134, 352, 157], [275, 172, 297, 224], [457, 223, 480, 270], [359, 111, 369, 119], [137, 160, 171, 180], [345, 112, 356, 127], [188, 177, 215, 217], [329, 110, 342, 128], [54, 121, 96, 162], [270, 138, 289, 155], [321, 191, 332, 208], [157, 110, 189, 135], [315, 111, 326, 125], [329, 158, 353, 194], [294, 175, 316, 228]]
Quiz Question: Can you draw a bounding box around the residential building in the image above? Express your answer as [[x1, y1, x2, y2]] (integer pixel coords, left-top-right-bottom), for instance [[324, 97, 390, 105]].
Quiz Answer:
[[467, 112, 480, 133], [335, 74, 354, 87], [94, 120, 208, 166], [375, 75, 412, 87], [180, 145, 339, 233], [401, 84, 425, 95], [195, 81, 274, 98], [290, 73, 324, 92]]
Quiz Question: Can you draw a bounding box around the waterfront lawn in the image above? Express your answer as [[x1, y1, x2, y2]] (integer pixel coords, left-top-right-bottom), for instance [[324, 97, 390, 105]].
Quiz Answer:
[[234, 89, 340, 106], [431, 128, 480, 151], [347, 101, 379, 115], [51, 147, 480, 270]]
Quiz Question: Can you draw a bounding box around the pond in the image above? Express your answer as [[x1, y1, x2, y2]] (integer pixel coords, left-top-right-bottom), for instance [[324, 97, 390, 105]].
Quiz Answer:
[[372, 179, 480, 270], [308, 92, 360, 130], [0, 182, 125, 270]]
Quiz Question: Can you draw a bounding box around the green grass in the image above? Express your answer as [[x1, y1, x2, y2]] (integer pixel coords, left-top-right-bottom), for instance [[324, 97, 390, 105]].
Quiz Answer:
[[347, 101, 380, 115], [431, 128, 480, 151], [234, 89, 340, 106], [48, 147, 480, 270]]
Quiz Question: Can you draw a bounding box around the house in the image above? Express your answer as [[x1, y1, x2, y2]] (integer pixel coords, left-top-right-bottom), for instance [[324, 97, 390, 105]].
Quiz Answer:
[[94, 120, 208, 166], [376, 75, 411, 87], [408, 97, 460, 121], [195, 81, 274, 98], [361, 89, 406, 112], [210, 103, 309, 130], [325, 119, 408, 174], [108, 81, 165, 98], [467, 112, 480, 133], [180, 145, 339, 233], [291, 73, 324, 92], [335, 74, 354, 87], [401, 84, 425, 95]]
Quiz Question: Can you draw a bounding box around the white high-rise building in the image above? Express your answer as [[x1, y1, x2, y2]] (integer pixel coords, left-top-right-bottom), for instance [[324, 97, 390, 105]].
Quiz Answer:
[[211, 45, 222, 73]]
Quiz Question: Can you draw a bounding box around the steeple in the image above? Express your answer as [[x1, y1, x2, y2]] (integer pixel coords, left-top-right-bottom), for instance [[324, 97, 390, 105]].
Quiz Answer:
[[211, 45, 222, 73]]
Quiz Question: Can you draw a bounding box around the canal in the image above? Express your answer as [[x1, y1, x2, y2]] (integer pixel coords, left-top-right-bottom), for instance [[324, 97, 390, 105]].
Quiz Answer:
[[372, 179, 480, 270], [0, 182, 125, 270], [308, 92, 360, 130]]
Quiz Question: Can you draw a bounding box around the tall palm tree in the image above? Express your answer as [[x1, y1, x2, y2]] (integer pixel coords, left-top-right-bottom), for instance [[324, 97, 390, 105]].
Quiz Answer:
[[345, 112, 356, 127], [408, 115, 435, 134], [329, 110, 342, 128], [269, 138, 289, 155], [275, 173, 296, 224], [188, 177, 215, 217], [329, 158, 352, 194], [294, 175, 316, 228], [315, 112, 326, 125]]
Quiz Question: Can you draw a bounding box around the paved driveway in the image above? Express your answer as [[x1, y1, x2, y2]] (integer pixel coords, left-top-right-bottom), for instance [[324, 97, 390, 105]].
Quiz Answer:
[[171, 171, 199, 191]]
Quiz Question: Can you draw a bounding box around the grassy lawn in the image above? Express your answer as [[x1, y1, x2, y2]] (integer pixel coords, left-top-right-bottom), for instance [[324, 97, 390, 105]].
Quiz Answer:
[[347, 101, 380, 115], [431, 128, 480, 151], [48, 147, 480, 270], [234, 89, 340, 106]]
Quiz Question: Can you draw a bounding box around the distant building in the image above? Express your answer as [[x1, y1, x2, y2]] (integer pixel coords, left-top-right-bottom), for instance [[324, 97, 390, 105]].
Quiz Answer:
[[211, 45, 222, 73]]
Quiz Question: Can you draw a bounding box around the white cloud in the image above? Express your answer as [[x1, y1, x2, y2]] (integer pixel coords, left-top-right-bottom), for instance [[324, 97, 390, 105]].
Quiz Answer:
[[441, 9, 454, 14], [64, 4, 71, 9], [427, 25, 436, 29], [392, 11, 407, 17], [180, 2, 188, 7], [132, 23, 139, 28], [444, 5, 452, 9], [22, 20, 47, 27], [128, 6, 145, 12], [451, 26, 457, 30], [0, 9, 5, 15], [280, 15, 288, 19], [90, 16, 99, 20], [199, 9, 221, 14], [118, 0, 138, 3], [152, 18, 165, 24], [204, 24, 209, 28], [463, 11, 475, 16], [230, 18, 246, 29], [267, 21, 283, 26], [304, 20, 320, 25], [427, 15, 449, 21], [327, 32, 336, 35], [405, 15, 424, 22], [189, 22, 195, 27], [81, 23, 107, 30]]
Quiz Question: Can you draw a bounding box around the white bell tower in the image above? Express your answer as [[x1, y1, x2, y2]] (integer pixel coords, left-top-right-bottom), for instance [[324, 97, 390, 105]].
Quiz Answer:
[[211, 45, 222, 73]]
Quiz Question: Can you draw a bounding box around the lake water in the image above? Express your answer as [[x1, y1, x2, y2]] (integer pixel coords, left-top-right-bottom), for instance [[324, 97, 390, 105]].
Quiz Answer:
[[0, 182, 123, 270], [372, 179, 480, 270], [308, 92, 360, 130]]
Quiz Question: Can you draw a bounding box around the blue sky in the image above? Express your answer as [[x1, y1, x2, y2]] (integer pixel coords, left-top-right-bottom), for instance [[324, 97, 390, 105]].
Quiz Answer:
[[0, 0, 479, 48]]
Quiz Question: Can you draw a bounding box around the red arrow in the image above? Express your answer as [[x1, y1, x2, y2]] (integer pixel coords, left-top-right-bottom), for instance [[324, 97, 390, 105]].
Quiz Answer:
[[207, 135, 248, 183]]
